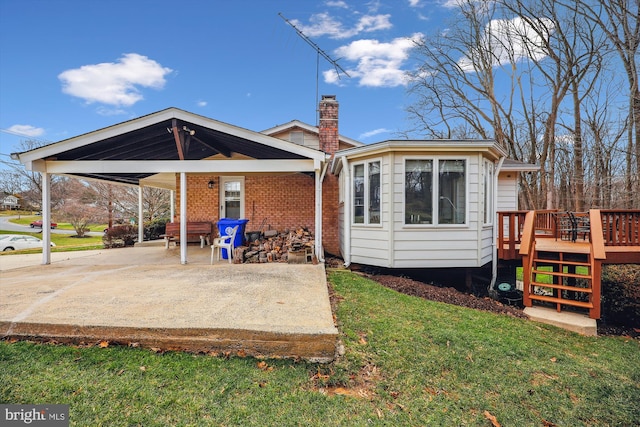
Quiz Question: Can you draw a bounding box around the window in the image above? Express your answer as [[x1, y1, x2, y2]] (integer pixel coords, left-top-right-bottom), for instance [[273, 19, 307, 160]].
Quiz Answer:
[[405, 158, 467, 225], [289, 131, 304, 145], [353, 160, 381, 225], [483, 160, 494, 224], [405, 159, 433, 224], [438, 160, 466, 224]]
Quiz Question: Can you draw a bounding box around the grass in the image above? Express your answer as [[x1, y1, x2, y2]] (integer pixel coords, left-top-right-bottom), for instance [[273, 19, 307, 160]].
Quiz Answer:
[[2, 270, 639, 425], [7, 214, 107, 233]]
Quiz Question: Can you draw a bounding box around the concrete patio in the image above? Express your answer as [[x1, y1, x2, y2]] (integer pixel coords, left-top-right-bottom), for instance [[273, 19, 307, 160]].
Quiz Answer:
[[0, 244, 339, 361]]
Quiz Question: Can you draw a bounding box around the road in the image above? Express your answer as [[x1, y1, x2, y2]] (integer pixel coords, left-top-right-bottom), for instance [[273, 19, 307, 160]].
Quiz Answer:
[[0, 216, 103, 236]]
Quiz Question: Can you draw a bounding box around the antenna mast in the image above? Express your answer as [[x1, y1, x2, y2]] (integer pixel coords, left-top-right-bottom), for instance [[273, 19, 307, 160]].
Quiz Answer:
[[279, 12, 350, 123]]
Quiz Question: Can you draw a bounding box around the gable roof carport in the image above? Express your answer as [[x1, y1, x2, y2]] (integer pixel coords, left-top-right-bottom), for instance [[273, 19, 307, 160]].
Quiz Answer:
[[11, 108, 328, 265]]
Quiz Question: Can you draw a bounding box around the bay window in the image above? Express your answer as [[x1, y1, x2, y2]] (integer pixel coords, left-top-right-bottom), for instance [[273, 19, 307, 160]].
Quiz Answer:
[[405, 158, 466, 225], [353, 160, 381, 225]]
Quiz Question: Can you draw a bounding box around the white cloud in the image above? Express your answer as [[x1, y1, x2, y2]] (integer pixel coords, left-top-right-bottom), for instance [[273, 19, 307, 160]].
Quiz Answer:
[[408, 0, 422, 6], [458, 17, 553, 72], [7, 124, 44, 137], [359, 128, 391, 139], [329, 33, 423, 87], [58, 53, 173, 107], [197, 100, 208, 107], [291, 12, 392, 40], [325, 0, 348, 8]]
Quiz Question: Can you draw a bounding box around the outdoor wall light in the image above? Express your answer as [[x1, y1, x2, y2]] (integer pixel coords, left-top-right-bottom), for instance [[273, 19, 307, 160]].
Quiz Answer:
[[208, 180, 215, 189]]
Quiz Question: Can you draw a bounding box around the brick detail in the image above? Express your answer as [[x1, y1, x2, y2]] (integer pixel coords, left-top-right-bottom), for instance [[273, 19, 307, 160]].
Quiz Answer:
[[174, 174, 341, 256], [319, 95, 339, 156]]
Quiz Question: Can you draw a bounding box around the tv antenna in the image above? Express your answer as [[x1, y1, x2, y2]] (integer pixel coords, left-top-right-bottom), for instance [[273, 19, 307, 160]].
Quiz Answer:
[[279, 12, 350, 123]]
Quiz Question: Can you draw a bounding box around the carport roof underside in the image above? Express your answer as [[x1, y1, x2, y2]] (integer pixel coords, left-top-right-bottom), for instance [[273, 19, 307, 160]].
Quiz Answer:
[[11, 108, 326, 189]]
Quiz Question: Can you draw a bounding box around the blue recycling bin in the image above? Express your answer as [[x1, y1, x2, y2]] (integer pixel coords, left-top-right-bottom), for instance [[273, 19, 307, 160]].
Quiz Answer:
[[216, 218, 249, 259]]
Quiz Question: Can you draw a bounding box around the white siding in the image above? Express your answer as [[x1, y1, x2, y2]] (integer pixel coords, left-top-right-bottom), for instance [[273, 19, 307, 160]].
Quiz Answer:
[[497, 172, 518, 211], [388, 153, 486, 268], [349, 155, 392, 267]]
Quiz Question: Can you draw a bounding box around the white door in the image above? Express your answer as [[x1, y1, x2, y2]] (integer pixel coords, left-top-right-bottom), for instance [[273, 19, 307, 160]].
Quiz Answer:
[[219, 177, 244, 219]]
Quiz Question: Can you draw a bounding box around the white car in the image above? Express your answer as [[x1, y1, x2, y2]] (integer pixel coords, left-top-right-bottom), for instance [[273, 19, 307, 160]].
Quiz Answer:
[[0, 234, 56, 251]]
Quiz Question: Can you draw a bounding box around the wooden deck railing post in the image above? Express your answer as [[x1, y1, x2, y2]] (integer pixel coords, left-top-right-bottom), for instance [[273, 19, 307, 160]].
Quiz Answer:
[[520, 211, 536, 308]]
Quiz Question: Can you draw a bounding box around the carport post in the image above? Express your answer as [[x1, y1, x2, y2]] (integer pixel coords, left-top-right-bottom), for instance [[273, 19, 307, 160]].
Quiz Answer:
[[41, 172, 52, 265], [180, 172, 188, 264], [138, 186, 144, 244]]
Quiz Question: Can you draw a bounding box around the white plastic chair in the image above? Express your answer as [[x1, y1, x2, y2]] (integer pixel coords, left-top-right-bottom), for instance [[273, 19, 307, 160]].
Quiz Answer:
[[211, 225, 239, 264]]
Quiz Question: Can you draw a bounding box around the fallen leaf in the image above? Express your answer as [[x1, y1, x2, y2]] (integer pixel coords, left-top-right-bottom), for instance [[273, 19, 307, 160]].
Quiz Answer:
[[117, 369, 125, 376], [376, 408, 383, 419], [139, 366, 146, 372], [542, 420, 557, 427], [483, 410, 501, 427], [550, 357, 557, 363], [99, 341, 109, 348], [237, 349, 247, 358]]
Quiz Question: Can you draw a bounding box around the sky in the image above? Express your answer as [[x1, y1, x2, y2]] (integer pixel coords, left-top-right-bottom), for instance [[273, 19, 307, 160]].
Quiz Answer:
[[0, 0, 468, 163]]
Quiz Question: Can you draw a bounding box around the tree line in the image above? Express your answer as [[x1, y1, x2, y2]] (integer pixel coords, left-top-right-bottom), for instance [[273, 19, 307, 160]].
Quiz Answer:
[[406, 0, 639, 211]]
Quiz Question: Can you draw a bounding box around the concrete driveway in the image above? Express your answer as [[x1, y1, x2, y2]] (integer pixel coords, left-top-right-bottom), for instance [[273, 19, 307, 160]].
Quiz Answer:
[[0, 245, 338, 361]]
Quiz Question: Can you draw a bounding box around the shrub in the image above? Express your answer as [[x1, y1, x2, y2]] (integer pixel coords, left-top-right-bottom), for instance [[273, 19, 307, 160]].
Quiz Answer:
[[144, 218, 168, 240], [601, 264, 640, 327], [102, 225, 137, 248]]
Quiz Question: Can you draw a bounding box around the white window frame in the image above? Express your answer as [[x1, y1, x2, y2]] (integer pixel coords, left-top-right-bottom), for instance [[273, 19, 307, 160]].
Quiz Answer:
[[483, 159, 494, 226], [351, 159, 382, 226], [403, 156, 469, 227]]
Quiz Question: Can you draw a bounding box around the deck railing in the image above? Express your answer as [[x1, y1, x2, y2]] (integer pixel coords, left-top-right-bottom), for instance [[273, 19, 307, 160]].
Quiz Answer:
[[599, 209, 640, 246], [498, 210, 557, 260]]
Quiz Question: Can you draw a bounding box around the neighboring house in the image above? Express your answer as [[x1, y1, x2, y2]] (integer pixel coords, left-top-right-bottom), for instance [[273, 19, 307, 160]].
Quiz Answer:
[[1, 194, 20, 210], [10, 95, 536, 274]]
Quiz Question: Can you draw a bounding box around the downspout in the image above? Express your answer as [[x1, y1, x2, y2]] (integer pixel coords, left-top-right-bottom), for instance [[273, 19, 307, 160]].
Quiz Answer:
[[41, 172, 51, 265], [341, 156, 351, 267], [490, 157, 506, 291], [180, 172, 188, 264], [316, 160, 329, 263]]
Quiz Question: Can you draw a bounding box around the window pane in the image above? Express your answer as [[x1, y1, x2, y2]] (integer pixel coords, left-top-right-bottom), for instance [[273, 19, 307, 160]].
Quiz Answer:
[[438, 160, 465, 224], [405, 159, 433, 224], [353, 164, 365, 223], [368, 162, 380, 224]]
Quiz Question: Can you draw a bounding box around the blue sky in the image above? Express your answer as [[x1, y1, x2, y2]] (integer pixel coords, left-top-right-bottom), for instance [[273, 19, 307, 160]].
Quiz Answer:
[[0, 0, 463, 161]]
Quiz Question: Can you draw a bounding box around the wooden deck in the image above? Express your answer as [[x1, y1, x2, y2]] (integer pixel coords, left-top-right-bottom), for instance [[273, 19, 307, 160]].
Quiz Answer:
[[498, 209, 640, 319]]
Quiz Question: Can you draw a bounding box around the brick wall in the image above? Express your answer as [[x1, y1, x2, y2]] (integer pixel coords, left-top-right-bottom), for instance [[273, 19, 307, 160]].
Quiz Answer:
[[174, 173, 341, 256], [173, 94, 343, 257]]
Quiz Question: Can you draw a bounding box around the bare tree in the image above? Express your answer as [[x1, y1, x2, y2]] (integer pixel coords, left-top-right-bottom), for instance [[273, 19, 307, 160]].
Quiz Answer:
[[569, 0, 640, 208]]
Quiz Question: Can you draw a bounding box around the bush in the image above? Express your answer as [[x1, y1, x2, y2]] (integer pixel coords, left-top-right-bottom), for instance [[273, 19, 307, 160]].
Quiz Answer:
[[144, 218, 168, 240], [102, 225, 138, 248], [601, 264, 640, 327]]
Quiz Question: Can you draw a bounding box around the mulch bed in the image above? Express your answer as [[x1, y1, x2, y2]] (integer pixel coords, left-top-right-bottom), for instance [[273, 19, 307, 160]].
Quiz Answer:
[[325, 257, 638, 339]]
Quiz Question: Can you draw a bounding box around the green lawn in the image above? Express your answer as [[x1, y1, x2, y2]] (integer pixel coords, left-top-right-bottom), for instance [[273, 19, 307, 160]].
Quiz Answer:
[[1, 270, 638, 425], [7, 215, 107, 233], [0, 230, 104, 253]]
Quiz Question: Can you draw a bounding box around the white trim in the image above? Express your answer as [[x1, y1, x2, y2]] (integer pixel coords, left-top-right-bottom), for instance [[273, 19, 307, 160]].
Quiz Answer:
[[138, 186, 144, 244], [41, 172, 51, 265], [36, 159, 318, 174], [16, 108, 327, 164], [219, 176, 245, 219], [180, 172, 187, 264], [340, 156, 351, 267], [350, 158, 382, 227], [402, 155, 470, 227]]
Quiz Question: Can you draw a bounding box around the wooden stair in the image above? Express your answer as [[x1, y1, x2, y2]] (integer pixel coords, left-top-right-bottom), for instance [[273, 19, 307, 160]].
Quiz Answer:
[[520, 211, 604, 319], [527, 243, 599, 317]]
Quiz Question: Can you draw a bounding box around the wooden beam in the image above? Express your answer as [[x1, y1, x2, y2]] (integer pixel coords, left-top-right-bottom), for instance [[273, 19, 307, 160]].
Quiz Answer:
[[192, 135, 232, 158], [172, 119, 185, 160]]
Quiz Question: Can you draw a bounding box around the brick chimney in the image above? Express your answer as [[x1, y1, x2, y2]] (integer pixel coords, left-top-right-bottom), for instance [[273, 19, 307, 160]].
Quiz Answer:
[[318, 95, 339, 156]]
